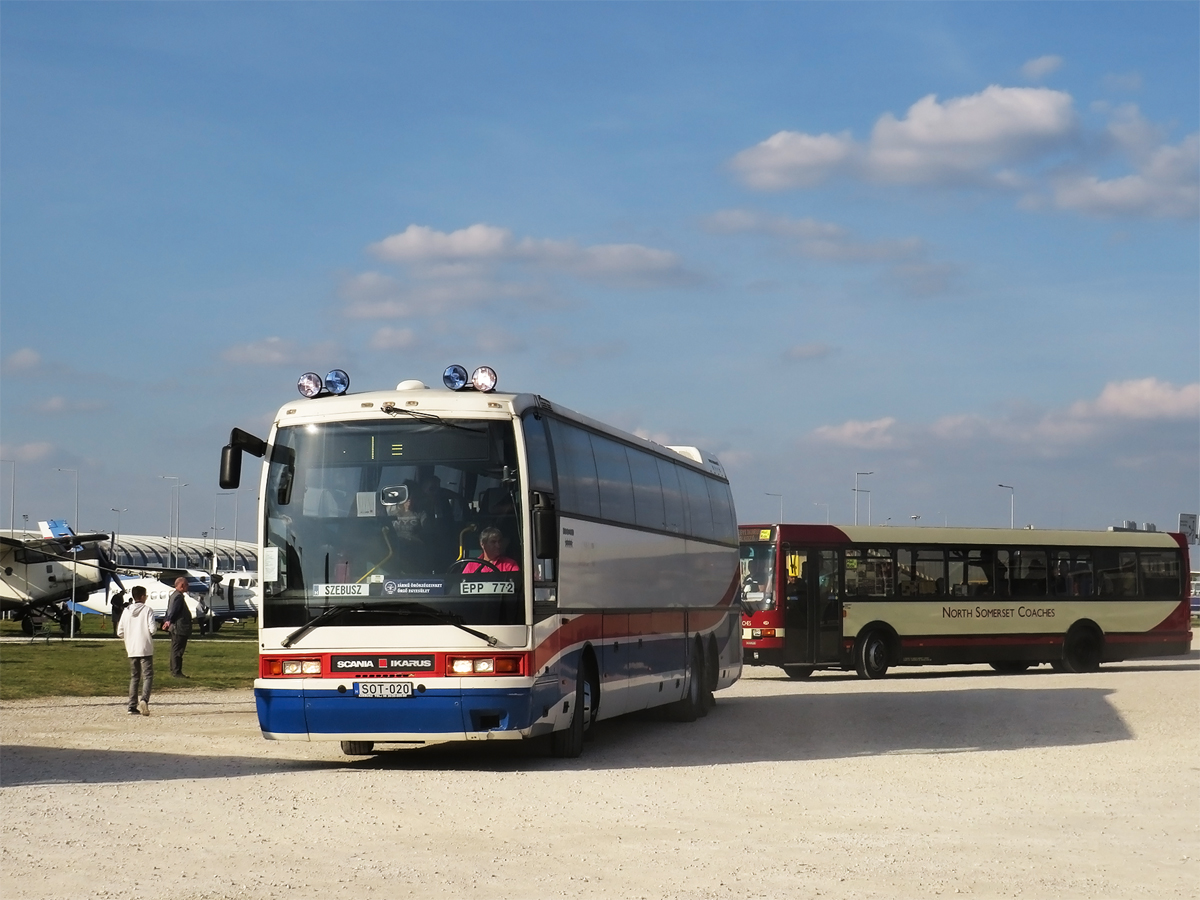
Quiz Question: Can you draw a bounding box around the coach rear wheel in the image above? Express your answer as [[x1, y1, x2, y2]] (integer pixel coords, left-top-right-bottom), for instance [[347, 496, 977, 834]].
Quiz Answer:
[[1062, 623, 1104, 673], [670, 648, 705, 722], [340, 741, 375, 756], [989, 661, 1032, 674], [783, 664, 815, 680], [855, 630, 890, 680]]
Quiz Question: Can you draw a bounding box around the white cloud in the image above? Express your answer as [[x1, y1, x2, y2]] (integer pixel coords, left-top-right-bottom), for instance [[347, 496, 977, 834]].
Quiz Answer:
[[1069, 378, 1200, 420], [368, 327, 418, 351], [2, 348, 42, 373], [784, 342, 833, 362], [728, 86, 1196, 220], [30, 396, 105, 415], [729, 131, 857, 190], [1021, 55, 1063, 81], [813, 417, 899, 449], [367, 223, 695, 288], [220, 337, 341, 367], [0, 441, 54, 462]]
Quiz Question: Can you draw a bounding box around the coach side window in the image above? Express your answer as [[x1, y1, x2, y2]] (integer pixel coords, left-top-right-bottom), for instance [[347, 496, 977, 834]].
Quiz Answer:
[[628, 448, 665, 530], [657, 458, 686, 533], [548, 419, 600, 518], [1052, 550, 1094, 597], [679, 466, 715, 540], [521, 414, 554, 493], [706, 478, 737, 543], [592, 435, 635, 525]]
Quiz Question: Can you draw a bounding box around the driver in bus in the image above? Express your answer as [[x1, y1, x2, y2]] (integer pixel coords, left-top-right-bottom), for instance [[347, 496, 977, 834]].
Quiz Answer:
[[461, 526, 519, 573]]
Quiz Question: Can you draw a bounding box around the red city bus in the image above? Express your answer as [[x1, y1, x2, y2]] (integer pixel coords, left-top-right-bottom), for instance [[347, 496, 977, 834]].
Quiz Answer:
[[739, 524, 1192, 679]]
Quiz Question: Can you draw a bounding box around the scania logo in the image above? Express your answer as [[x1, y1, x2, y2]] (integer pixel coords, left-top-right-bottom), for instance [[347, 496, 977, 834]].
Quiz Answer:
[[335, 660, 376, 669]]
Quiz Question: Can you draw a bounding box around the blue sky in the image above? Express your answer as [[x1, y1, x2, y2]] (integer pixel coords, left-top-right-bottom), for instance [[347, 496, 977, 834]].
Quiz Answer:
[[2, 2, 1197, 543]]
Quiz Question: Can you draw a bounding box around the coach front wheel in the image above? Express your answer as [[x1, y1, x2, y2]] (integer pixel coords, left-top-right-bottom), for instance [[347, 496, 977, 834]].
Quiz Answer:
[[783, 664, 815, 680], [551, 667, 593, 758], [340, 741, 375, 755], [855, 630, 890, 679]]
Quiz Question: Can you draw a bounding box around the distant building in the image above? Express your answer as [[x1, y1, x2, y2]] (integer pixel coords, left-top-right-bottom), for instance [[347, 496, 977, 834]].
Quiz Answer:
[[109, 535, 256, 572]]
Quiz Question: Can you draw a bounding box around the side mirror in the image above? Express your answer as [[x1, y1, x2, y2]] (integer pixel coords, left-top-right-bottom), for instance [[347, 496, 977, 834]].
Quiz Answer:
[[532, 492, 558, 560], [219, 445, 241, 490]]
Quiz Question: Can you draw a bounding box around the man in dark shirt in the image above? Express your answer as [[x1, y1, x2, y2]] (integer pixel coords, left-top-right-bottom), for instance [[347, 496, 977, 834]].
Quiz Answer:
[[164, 576, 193, 678]]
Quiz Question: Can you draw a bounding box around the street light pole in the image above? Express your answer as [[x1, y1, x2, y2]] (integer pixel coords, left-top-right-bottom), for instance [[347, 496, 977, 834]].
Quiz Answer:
[[160, 476, 178, 566], [814, 501, 829, 524], [998, 484, 1015, 529], [765, 492, 783, 523], [110, 508, 127, 565], [854, 472, 873, 525], [57, 468, 78, 638]]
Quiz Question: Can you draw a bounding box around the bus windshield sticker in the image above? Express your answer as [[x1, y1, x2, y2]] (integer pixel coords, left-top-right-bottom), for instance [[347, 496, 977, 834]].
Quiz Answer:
[[312, 583, 369, 597], [356, 492, 376, 517], [383, 579, 446, 596]]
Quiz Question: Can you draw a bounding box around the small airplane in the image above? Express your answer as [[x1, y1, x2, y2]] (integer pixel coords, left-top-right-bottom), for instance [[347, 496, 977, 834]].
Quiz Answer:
[[78, 567, 259, 632], [1, 520, 119, 635]]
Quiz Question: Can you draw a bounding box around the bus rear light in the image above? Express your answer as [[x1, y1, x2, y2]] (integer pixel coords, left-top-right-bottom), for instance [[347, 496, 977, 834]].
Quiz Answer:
[[753, 628, 776, 638], [447, 654, 525, 676]]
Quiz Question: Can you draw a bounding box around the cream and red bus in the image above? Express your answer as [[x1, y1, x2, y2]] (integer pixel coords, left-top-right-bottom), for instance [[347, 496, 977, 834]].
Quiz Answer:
[[739, 523, 1191, 679]]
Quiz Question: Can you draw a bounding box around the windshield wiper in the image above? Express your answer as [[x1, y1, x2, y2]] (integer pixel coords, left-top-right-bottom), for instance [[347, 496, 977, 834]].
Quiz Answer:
[[380, 404, 483, 433], [281, 601, 500, 648]]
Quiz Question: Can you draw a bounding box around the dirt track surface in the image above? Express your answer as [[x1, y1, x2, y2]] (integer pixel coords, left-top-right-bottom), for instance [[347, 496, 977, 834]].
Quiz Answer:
[[2, 650, 1198, 900]]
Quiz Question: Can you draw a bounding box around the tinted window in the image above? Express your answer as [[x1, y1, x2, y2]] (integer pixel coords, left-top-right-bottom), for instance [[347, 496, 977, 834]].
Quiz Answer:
[[1096, 549, 1136, 597], [548, 419, 599, 517], [1052, 550, 1094, 597], [629, 448, 665, 529], [521, 415, 554, 492], [679, 466, 714, 540], [592, 436, 636, 525], [657, 458, 685, 533], [706, 478, 736, 543], [1138, 551, 1180, 599]]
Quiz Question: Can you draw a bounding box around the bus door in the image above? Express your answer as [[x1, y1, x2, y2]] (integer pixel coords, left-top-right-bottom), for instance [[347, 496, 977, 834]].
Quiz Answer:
[[782, 547, 842, 665]]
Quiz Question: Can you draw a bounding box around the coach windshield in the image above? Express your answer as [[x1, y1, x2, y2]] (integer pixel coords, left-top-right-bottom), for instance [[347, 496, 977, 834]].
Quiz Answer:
[[261, 418, 524, 628]]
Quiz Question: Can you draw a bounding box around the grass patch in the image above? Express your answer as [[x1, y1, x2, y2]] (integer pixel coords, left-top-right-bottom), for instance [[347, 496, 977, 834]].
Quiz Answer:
[[0, 635, 259, 700]]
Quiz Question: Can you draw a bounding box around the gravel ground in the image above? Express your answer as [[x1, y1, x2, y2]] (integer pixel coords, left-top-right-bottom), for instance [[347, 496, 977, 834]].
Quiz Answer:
[[2, 646, 1197, 900]]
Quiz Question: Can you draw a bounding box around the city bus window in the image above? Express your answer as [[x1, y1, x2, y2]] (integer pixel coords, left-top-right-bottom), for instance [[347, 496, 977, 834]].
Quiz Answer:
[[1096, 550, 1137, 597], [1010, 550, 1048, 596], [844, 548, 893, 597], [1138, 551, 1181, 599], [898, 548, 945, 595], [1053, 550, 1094, 597]]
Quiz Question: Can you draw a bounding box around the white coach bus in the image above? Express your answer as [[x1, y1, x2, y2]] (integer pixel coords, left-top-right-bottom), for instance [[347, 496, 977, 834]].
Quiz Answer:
[[219, 365, 742, 757]]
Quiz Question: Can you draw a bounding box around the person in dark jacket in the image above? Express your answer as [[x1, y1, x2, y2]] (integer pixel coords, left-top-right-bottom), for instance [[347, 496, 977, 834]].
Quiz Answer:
[[110, 590, 127, 636], [164, 576, 193, 678]]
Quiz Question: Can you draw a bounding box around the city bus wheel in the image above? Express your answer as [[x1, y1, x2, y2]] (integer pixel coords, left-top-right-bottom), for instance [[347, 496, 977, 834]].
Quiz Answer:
[[340, 741, 375, 756], [989, 661, 1032, 674], [854, 630, 890, 680], [1062, 623, 1103, 673], [550, 673, 587, 758], [783, 665, 815, 680]]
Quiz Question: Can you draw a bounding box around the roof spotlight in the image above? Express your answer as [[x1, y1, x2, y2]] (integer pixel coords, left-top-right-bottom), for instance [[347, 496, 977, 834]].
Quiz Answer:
[[297, 372, 323, 398], [325, 369, 350, 395], [443, 364, 469, 391], [471, 366, 498, 393]]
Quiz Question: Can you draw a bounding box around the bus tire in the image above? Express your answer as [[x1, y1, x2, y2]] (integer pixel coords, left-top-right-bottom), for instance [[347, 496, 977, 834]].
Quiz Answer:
[[702, 637, 718, 710], [340, 741, 374, 755], [1062, 622, 1103, 673], [989, 661, 1032, 674], [783, 664, 815, 680], [551, 667, 592, 758], [669, 647, 705, 722], [854, 630, 890, 680]]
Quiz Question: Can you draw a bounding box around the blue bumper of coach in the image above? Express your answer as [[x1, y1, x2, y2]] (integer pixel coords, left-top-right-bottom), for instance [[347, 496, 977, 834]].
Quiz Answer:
[[255, 682, 556, 740]]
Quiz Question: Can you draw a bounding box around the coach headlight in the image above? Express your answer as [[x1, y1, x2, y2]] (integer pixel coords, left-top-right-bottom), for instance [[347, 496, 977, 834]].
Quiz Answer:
[[443, 364, 469, 391], [324, 369, 350, 396], [471, 366, 498, 393], [297, 372, 323, 398]]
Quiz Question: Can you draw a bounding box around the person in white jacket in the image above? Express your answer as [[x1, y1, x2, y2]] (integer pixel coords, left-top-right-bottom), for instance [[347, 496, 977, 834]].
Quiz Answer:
[[117, 585, 156, 716]]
